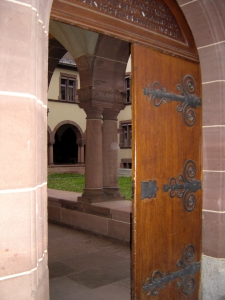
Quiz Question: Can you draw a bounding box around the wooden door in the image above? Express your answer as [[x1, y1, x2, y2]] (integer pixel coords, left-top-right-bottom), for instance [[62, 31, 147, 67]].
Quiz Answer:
[[132, 44, 202, 299]]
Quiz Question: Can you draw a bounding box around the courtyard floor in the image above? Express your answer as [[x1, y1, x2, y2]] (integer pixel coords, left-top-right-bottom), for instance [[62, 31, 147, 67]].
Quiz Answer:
[[48, 222, 131, 300]]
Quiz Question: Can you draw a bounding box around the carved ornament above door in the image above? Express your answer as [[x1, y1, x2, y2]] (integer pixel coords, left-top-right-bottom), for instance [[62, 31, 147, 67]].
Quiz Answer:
[[51, 0, 199, 62]]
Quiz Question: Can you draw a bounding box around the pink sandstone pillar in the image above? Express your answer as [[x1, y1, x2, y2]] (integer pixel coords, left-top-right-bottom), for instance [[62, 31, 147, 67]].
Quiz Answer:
[[78, 107, 105, 203], [0, 0, 50, 298], [103, 109, 125, 200]]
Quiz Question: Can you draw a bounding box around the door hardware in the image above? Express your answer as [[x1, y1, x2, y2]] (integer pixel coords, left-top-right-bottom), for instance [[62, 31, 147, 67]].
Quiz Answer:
[[143, 244, 200, 296], [163, 160, 201, 212], [143, 75, 201, 126], [141, 180, 158, 199]]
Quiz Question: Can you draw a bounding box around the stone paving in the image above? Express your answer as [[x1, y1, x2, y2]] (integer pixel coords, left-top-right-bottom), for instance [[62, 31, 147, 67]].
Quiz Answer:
[[48, 222, 131, 300]]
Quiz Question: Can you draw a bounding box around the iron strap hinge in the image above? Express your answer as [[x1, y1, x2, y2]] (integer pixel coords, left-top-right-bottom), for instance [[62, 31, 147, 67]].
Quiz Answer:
[[143, 75, 201, 126], [163, 160, 201, 212], [141, 160, 201, 212], [143, 245, 201, 296], [141, 180, 158, 199]]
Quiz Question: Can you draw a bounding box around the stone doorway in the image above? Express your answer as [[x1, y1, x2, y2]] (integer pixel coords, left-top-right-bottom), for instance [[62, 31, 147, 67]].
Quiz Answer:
[[1, 1, 224, 300], [50, 1, 202, 299]]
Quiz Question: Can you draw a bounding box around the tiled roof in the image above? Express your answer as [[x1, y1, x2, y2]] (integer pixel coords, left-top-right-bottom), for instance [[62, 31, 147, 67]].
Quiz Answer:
[[59, 52, 76, 66]]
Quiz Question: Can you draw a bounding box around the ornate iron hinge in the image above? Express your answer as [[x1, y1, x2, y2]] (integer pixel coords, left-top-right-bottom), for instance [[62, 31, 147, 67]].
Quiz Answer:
[[143, 245, 200, 296], [141, 180, 158, 199], [163, 160, 201, 212], [143, 75, 201, 126]]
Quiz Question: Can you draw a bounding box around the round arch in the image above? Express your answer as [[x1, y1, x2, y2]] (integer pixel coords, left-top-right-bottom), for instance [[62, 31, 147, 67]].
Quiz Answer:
[[176, 3, 225, 297], [53, 120, 85, 144], [53, 120, 85, 164]]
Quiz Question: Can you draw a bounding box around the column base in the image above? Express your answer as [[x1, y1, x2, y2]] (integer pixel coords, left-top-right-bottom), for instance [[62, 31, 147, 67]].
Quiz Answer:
[[78, 188, 106, 203], [103, 187, 126, 201]]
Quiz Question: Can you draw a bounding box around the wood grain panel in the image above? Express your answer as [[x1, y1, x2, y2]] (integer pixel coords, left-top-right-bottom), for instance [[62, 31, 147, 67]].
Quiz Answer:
[[132, 44, 202, 299]]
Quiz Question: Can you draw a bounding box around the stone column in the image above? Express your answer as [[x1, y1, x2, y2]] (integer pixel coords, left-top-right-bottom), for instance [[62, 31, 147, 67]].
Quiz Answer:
[[48, 139, 54, 165], [0, 0, 50, 298], [103, 109, 125, 200], [77, 140, 85, 163], [80, 144, 85, 163], [78, 107, 105, 203], [77, 144, 81, 163]]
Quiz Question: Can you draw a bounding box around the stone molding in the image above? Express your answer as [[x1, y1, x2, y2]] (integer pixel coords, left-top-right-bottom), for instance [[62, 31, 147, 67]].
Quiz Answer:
[[78, 188, 106, 203], [78, 87, 126, 106], [103, 108, 122, 121], [76, 139, 86, 146]]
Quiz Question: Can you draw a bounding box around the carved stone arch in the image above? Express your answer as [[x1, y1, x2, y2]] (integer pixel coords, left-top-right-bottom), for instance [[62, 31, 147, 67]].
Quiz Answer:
[[90, 34, 130, 92], [53, 120, 85, 144]]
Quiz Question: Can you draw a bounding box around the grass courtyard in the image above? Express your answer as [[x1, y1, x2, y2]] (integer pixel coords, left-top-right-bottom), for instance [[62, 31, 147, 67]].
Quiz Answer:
[[48, 173, 132, 200]]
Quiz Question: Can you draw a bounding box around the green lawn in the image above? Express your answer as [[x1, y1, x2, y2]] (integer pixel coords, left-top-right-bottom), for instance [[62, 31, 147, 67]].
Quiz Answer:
[[48, 173, 132, 200]]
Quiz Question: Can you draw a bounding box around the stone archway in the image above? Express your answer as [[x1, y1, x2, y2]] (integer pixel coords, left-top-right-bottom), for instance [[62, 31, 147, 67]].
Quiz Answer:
[[177, 1, 225, 298], [1, 1, 224, 299], [53, 120, 85, 164], [49, 0, 225, 298], [53, 120, 84, 143], [49, 4, 202, 300], [54, 126, 77, 164]]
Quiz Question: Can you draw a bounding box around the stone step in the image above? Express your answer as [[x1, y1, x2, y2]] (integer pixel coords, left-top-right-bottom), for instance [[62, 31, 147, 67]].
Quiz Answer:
[[48, 189, 132, 242]]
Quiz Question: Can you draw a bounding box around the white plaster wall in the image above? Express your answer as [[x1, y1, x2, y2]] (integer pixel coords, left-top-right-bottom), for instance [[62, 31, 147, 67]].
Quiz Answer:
[[126, 55, 131, 73], [118, 105, 132, 122], [47, 67, 85, 132], [47, 101, 86, 132], [48, 67, 80, 99]]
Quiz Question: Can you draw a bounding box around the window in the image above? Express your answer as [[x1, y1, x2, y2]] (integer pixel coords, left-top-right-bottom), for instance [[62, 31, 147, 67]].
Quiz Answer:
[[125, 74, 131, 104], [59, 73, 78, 102], [119, 121, 132, 148], [120, 159, 132, 169]]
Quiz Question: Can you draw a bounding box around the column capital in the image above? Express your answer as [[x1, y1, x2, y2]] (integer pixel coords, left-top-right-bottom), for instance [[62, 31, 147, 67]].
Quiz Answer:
[[76, 139, 86, 146], [48, 138, 55, 145], [103, 108, 120, 121], [78, 87, 126, 108], [85, 106, 103, 119]]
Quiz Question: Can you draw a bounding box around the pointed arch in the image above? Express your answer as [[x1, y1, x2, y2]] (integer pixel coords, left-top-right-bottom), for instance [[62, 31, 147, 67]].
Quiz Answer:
[[53, 120, 85, 144]]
